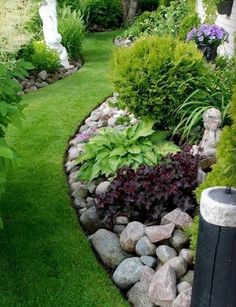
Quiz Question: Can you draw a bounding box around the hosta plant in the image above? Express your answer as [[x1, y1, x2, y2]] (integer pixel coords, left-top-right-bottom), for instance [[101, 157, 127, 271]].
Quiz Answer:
[[76, 120, 179, 182], [97, 147, 199, 227]]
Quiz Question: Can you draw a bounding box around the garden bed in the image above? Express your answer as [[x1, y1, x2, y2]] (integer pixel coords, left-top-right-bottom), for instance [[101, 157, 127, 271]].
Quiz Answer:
[[65, 94, 196, 307]]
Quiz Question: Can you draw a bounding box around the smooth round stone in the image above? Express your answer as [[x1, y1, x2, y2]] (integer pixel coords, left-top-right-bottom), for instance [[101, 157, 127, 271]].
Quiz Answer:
[[140, 256, 157, 268], [95, 181, 110, 196], [177, 281, 192, 294], [179, 270, 194, 286], [156, 245, 177, 263], [113, 225, 126, 234], [170, 230, 189, 251], [115, 216, 129, 225], [135, 236, 156, 256], [179, 249, 194, 265]]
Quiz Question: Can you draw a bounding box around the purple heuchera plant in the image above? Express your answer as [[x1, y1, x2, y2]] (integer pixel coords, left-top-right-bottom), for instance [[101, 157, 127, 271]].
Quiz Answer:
[[187, 24, 229, 47]]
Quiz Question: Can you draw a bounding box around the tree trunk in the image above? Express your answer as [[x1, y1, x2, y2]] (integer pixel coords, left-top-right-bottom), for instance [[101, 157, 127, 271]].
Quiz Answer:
[[121, 0, 138, 23]]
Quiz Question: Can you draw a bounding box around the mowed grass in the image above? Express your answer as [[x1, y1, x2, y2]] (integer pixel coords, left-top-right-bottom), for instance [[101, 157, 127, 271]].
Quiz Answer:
[[0, 31, 129, 307]]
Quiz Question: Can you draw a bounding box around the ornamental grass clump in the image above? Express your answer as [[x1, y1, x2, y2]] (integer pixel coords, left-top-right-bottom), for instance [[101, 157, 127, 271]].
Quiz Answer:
[[97, 147, 199, 228], [186, 24, 229, 47]]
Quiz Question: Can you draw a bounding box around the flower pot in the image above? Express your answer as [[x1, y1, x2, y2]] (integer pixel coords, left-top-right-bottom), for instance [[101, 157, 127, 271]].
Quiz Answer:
[[216, 0, 233, 16], [197, 43, 218, 62]]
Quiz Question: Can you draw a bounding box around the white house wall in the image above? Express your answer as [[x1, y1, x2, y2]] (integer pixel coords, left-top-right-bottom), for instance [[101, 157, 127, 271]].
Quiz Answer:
[[196, 0, 236, 57]]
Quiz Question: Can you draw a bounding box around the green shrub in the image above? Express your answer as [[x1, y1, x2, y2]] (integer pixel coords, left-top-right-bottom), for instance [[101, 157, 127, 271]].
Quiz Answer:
[[76, 120, 179, 182], [85, 0, 122, 29], [122, 0, 191, 40], [0, 60, 32, 198], [26, 41, 60, 73], [196, 87, 236, 201], [178, 13, 201, 40], [59, 6, 85, 60], [111, 36, 211, 131]]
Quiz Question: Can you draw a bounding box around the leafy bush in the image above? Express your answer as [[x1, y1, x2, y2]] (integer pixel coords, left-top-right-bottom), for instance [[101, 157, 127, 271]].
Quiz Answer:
[[174, 57, 235, 141], [196, 86, 236, 201], [58, 6, 85, 60], [112, 36, 211, 131], [84, 0, 122, 29], [122, 0, 191, 40], [26, 41, 60, 73], [178, 13, 201, 40], [97, 147, 199, 227], [76, 120, 179, 182], [0, 60, 32, 197]]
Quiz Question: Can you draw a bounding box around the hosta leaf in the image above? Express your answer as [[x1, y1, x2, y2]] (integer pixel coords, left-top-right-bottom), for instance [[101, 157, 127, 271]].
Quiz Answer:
[[77, 161, 94, 181], [145, 150, 157, 164], [129, 119, 154, 141], [90, 163, 101, 182], [0, 145, 14, 159], [157, 142, 180, 156], [109, 158, 120, 173], [128, 145, 141, 154], [109, 147, 126, 157]]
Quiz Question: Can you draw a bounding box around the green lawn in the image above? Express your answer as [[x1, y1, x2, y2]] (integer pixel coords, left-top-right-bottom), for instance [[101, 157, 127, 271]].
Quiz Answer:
[[0, 31, 129, 307]]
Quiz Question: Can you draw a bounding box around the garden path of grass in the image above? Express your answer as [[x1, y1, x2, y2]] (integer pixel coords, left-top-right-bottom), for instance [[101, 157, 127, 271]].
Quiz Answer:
[[0, 31, 129, 307]]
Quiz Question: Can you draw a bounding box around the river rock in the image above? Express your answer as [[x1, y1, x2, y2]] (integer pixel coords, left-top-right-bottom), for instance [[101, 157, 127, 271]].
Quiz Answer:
[[156, 245, 177, 263], [113, 225, 126, 234], [140, 266, 155, 284], [145, 224, 175, 243], [80, 206, 102, 233], [95, 181, 110, 196], [135, 236, 156, 256], [172, 288, 192, 307], [177, 282, 192, 294], [179, 270, 194, 286], [113, 257, 144, 289], [161, 209, 192, 230], [179, 249, 194, 265], [38, 70, 48, 80], [115, 216, 129, 225], [71, 182, 88, 198], [120, 222, 145, 252], [92, 229, 129, 268], [170, 230, 189, 251], [128, 281, 154, 307], [149, 264, 176, 307], [166, 256, 187, 278], [140, 256, 157, 268]]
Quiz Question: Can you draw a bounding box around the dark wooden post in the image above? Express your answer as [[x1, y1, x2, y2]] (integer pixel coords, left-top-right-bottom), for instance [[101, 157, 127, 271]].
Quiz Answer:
[[191, 187, 236, 307]]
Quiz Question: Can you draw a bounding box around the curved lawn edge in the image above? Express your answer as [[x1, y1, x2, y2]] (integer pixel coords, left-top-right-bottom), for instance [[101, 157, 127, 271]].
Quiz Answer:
[[0, 31, 129, 307]]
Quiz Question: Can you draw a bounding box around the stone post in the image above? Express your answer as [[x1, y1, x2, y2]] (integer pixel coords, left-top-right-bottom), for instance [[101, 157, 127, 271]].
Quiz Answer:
[[191, 186, 236, 307]]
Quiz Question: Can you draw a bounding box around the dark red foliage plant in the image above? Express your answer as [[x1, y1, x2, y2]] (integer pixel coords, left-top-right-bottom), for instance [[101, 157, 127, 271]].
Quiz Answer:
[[97, 147, 199, 227]]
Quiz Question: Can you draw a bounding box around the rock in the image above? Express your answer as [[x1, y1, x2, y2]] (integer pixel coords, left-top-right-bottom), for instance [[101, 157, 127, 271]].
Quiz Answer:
[[166, 256, 187, 278], [135, 236, 156, 256], [161, 209, 192, 230], [170, 230, 189, 251], [156, 245, 177, 264], [115, 216, 129, 225], [149, 264, 176, 307], [39, 81, 48, 88], [87, 182, 96, 194], [145, 224, 175, 243], [71, 182, 88, 198], [65, 160, 76, 173], [92, 229, 129, 268], [107, 117, 117, 127], [140, 266, 155, 284], [179, 249, 194, 265], [79, 208, 87, 215], [172, 288, 192, 307], [95, 181, 110, 196], [179, 270, 194, 286], [79, 125, 89, 133], [86, 197, 96, 208], [25, 85, 38, 93], [80, 206, 102, 233], [113, 225, 126, 234], [90, 110, 102, 122], [38, 70, 48, 81], [128, 281, 154, 307], [113, 257, 144, 289], [140, 256, 157, 268], [74, 197, 86, 208], [120, 222, 145, 252], [177, 282, 192, 294], [69, 171, 79, 185]]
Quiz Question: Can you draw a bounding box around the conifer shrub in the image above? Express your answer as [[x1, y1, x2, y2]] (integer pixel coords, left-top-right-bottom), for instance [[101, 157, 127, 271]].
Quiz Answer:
[[111, 36, 211, 131]]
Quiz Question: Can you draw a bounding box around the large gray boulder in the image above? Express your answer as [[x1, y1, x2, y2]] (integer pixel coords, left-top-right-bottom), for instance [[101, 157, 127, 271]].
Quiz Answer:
[[128, 281, 154, 307], [166, 256, 187, 279], [149, 264, 177, 307], [80, 207, 102, 233], [92, 229, 129, 268], [113, 257, 144, 289], [172, 288, 192, 307], [120, 222, 145, 252]]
